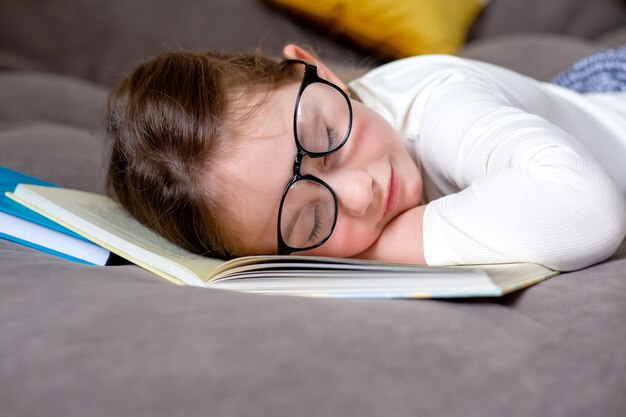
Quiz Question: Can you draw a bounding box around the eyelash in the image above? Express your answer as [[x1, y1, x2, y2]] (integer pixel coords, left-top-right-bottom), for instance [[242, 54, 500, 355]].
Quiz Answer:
[[323, 126, 338, 166], [309, 207, 324, 243]]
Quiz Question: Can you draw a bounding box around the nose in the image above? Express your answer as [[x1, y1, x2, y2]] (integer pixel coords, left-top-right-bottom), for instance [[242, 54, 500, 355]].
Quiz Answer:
[[330, 169, 374, 217]]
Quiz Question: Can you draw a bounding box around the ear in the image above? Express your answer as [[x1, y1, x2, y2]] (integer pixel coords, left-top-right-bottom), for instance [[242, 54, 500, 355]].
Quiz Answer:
[[282, 43, 349, 93]]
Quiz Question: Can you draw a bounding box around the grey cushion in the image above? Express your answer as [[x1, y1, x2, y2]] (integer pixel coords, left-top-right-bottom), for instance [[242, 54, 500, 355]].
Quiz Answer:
[[458, 34, 609, 81], [2, 0, 624, 87], [1, 2, 626, 416], [0, 72, 108, 192], [1, 238, 625, 417], [468, 0, 626, 41], [0, 0, 369, 86], [0, 72, 106, 131], [597, 26, 626, 47]]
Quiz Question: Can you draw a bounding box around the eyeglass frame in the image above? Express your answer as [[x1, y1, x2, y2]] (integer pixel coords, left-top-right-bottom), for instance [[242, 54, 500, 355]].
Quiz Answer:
[[276, 58, 353, 255]]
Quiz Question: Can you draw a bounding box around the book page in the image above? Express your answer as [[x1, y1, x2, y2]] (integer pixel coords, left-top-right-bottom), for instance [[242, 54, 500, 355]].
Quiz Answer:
[[477, 263, 558, 294]]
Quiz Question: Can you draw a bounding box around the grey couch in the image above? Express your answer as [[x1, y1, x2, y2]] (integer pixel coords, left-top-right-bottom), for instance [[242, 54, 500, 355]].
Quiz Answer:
[[1, 1, 625, 416]]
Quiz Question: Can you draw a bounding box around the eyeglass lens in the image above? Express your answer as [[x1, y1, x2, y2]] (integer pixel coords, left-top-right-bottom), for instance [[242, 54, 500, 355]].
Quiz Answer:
[[280, 179, 335, 248], [296, 83, 350, 153]]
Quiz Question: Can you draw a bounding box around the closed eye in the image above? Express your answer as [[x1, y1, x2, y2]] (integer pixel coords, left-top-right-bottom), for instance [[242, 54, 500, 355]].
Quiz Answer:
[[323, 125, 338, 166], [308, 204, 324, 243], [327, 125, 338, 149]]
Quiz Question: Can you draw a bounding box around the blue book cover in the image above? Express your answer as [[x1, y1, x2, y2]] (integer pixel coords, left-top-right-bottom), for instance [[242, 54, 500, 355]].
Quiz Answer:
[[0, 167, 88, 240], [0, 166, 110, 265]]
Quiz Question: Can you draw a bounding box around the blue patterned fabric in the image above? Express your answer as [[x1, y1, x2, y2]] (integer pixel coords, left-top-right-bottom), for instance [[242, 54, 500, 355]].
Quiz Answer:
[[552, 46, 626, 93]]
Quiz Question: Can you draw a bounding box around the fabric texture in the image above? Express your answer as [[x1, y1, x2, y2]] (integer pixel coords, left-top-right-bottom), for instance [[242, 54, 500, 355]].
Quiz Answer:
[[457, 34, 608, 81], [0, 0, 372, 86], [2, 1, 626, 416], [552, 46, 626, 93], [267, 0, 484, 58], [467, 0, 626, 41], [349, 55, 626, 270], [2, 236, 626, 417]]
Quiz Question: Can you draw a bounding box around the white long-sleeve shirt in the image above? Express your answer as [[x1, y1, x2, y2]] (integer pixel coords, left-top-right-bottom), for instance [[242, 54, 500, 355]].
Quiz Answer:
[[348, 55, 626, 271]]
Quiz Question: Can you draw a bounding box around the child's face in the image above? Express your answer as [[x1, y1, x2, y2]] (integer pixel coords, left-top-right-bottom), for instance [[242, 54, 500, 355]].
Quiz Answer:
[[210, 81, 423, 258]]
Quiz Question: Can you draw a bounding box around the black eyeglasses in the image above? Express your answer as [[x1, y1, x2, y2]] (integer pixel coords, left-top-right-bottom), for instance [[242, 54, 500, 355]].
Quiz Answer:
[[276, 59, 353, 255]]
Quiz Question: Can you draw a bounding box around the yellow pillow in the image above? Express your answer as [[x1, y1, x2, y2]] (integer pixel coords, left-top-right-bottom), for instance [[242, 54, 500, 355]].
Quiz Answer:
[[268, 0, 485, 58]]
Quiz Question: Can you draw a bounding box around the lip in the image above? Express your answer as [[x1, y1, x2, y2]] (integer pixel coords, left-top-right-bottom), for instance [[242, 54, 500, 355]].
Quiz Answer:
[[383, 166, 398, 217]]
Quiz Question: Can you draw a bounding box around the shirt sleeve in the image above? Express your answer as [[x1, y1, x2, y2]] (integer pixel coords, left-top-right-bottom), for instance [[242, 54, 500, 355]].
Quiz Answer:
[[418, 70, 626, 271]]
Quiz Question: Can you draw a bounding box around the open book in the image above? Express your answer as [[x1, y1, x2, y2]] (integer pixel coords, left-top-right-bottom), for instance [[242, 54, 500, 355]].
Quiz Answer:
[[6, 184, 559, 298]]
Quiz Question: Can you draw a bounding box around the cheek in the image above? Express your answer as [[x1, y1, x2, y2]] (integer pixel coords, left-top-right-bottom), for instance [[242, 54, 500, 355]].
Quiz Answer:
[[353, 107, 402, 158], [305, 218, 381, 258]]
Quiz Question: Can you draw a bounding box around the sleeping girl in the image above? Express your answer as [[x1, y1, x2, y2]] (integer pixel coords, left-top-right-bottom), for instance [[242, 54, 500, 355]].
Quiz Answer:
[[105, 44, 626, 271]]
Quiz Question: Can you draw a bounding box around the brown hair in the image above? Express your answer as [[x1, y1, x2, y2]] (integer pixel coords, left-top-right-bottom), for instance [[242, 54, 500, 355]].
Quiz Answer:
[[105, 49, 300, 258]]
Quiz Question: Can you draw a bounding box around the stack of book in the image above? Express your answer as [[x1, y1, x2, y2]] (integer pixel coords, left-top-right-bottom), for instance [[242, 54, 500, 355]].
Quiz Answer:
[[2, 166, 559, 298], [0, 167, 111, 265]]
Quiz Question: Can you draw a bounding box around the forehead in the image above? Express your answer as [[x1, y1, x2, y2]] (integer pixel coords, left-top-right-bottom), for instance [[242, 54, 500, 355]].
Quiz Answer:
[[210, 83, 301, 254]]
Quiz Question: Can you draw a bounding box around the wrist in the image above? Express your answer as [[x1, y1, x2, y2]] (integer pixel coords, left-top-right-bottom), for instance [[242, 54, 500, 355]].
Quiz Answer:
[[354, 204, 427, 264]]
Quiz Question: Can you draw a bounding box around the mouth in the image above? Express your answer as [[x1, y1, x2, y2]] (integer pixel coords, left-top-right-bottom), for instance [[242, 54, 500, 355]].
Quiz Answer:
[[383, 165, 398, 217]]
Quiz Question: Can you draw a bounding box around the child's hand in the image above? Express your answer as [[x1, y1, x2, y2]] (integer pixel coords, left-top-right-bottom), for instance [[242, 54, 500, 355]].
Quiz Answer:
[[354, 204, 427, 265]]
